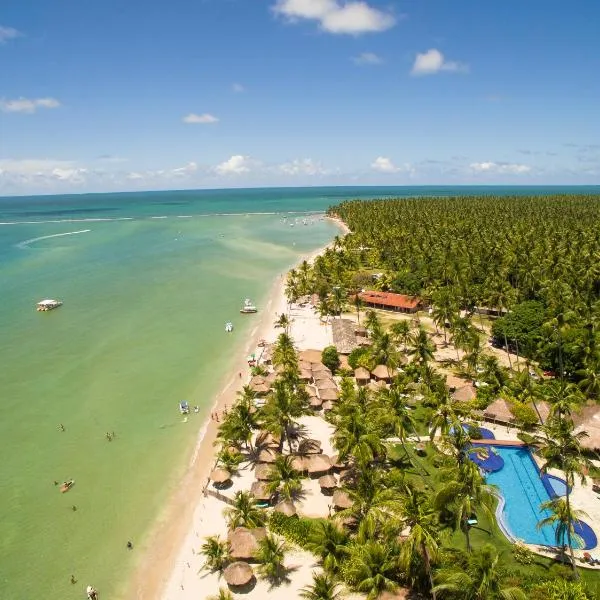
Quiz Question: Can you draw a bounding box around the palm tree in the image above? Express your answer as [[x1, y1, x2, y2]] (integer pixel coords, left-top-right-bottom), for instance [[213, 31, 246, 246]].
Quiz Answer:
[[272, 332, 298, 370], [216, 446, 243, 473], [200, 535, 230, 572], [537, 498, 587, 572], [331, 285, 347, 317], [408, 326, 436, 367], [333, 407, 385, 465], [370, 332, 401, 379], [306, 520, 350, 573], [208, 588, 234, 600], [398, 484, 440, 600], [257, 534, 287, 584], [354, 295, 364, 325], [345, 541, 400, 600], [433, 544, 526, 599], [275, 313, 292, 335], [431, 288, 458, 344], [265, 454, 302, 501], [364, 310, 382, 339], [542, 379, 583, 419], [225, 491, 267, 529], [300, 572, 342, 600], [451, 316, 477, 363], [376, 385, 416, 460], [390, 320, 411, 349], [435, 460, 496, 552]]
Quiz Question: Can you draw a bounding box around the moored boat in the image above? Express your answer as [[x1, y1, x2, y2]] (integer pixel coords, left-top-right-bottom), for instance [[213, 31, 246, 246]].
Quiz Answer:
[[240, 299, 257, 314], [179, 400, 190, 415], [36, 299, 63, 311], [60, 480, 74, 493], [225, 321, 233, 332]]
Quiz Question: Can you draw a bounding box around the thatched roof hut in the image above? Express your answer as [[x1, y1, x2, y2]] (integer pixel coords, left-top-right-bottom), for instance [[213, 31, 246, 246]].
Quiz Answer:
[[290, 455, 307, 472], [223, 561, 255, 586], [452, 384, 477, 403], [318, 474, 337, 489], [366, 380, 387, 393], [332, 318, 360, 354], [574, 423, 600, 450], [256, 431, 280, 448], [483, 398, 514, 424], [309, 396, 323, 409], [319, 388, 338, 401], [307, 454, 332, 474], [299, 349, 323, 363], [330, 454, 347, 470], [371, 365, 392, 381], [446, 374, 469, 391], [250, 481, 272, 502], [322, 400, 334, 412], [227, 527, 266, 560], [317, 379, 338, 391], [209, 468, 231, 484], [254, 464, 273, 481], [332, 489, 352, 509], [264, 371, 278, 386], [354, 367, 371, 383], [274, 500, 297, 517], [299, 360, 312, 371], [257, 448, 278, 463], [299, 368, 313, 381], [306, 385, 318, 398], [249, 377, 270, 396], [311, 362, 332, 374]]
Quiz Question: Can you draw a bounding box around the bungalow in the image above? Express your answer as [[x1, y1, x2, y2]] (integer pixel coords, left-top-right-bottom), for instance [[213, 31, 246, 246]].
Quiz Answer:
[[358, 290, 423, 314]]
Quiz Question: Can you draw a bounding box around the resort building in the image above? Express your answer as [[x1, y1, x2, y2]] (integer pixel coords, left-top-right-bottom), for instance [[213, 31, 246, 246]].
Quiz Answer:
[[331, 318, 370, 354], [358, 290, 423, 314]]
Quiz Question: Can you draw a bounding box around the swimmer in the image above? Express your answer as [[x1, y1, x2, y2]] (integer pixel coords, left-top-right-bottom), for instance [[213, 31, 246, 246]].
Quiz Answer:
[[127, 541, 133, 550], [59, 424, 65, 432]]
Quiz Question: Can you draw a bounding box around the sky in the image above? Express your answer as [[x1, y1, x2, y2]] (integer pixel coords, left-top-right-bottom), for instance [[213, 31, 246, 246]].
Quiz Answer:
[[1, 0, 599, 195]]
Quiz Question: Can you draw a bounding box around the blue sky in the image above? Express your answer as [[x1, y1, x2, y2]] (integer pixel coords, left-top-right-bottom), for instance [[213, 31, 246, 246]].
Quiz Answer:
[[1, 0, 599, 194]]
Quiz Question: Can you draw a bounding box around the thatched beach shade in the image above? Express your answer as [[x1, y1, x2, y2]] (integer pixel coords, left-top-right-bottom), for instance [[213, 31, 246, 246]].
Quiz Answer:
[[371, 365, 392, 381], [264, 371, 278, 386], [575, 423, 600, 451], [249, 377, 270, 396], [322, 400, 334, 412], [256, 430, 280, 448], [274, 500, 297, 517], [291, 455, 307, 472], [306, 384, 318, 397], [258, 448, 278, 463], [309, 396, 323, 410], [228, 527, 263, 560], [355, 367, 371, 384], [209, 468, 231, 485], [300, 438, 322, 454], [330, 454, 348, 470], [316, 379, 337, 391], [452, 384, 477, 403], [366, 380, 387, 393], [446, 374, 468, 392], [299, 360, 312, 371], [318, 474, 337, 490], [300, 368, 313, 381], [254, 464, 273, 481], [250, 481, 272, 503], [311, 362, 332, 375], [224, 561, 255, 587], [307, 454, 332, 475], [318, 388, 338, 401], [299, 349, 323, 363], [332, 489, 353, 509], [483, 398, 514, 424]]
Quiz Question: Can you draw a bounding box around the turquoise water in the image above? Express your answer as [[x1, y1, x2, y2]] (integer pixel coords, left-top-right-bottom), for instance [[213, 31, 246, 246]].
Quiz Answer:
[[1, 186, 597, 599], [486, 446, 597, 549]]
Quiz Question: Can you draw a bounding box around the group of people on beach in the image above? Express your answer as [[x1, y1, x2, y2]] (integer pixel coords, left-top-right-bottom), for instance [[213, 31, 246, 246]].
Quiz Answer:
[[210, 406, 229, 422]]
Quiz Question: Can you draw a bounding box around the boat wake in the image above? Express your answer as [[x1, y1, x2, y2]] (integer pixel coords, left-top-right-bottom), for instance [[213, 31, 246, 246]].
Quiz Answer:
[[16, 229, 92, 249]]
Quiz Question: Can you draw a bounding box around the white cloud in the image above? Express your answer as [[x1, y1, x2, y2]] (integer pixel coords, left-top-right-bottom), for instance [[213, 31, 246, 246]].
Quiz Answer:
[[353, 51, 383, 65], [278, 158, 328, 176], [0, 97, 61, 113], [371, 157, 399, 173], [0, 158, 74, 176], [411, 48, 468, 76], [214, 155, 255, 175], [232, 83, 245, 93], [470, 162, 531, 174], [0, 26, 21, 43], [272, 0, 395, 35], [182, 113, 219, 124]]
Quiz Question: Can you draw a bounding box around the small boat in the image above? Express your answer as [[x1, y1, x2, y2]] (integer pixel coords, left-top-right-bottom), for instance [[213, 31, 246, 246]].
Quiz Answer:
[[60, 480, 75, 493], [225, 322, 233, 332], [240, 299, 257, 314], [179, 400, 190, 415], [37, 299, 63, 311]]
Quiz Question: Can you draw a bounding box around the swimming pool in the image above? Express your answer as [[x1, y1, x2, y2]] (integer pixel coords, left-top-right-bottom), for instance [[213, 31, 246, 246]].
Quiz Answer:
[[480, 445, 597, 549]]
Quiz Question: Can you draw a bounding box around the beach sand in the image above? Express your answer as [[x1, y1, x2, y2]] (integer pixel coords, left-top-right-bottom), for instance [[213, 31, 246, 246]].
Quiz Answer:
[[126, 241, 339, 600]]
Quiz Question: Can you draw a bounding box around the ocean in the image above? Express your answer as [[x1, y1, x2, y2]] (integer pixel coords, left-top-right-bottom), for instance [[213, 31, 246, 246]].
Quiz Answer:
[[0, 185, 596, 600]]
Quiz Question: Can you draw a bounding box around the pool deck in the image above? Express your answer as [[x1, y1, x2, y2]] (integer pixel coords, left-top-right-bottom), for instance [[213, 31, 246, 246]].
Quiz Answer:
[[423, 421, 600, 568]]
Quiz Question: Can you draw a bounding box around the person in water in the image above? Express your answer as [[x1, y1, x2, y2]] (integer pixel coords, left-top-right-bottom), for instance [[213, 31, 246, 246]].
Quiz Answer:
[[127, 541, 133, 550], [59, 424, 65, 432]]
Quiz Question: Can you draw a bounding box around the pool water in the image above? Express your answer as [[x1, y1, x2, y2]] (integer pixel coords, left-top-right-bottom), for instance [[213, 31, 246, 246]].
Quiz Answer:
[[483, 446, 597, 549]]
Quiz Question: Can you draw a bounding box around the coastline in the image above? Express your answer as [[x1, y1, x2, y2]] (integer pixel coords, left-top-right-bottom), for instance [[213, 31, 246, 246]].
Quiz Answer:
[[124, 222, 344, 600]]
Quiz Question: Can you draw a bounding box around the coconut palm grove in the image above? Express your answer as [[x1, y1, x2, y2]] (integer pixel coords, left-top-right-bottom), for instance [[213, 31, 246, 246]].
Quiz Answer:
[[204, 195, 600, 600]]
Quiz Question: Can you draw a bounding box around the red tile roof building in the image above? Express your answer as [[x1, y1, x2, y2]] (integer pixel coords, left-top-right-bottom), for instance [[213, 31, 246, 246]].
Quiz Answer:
[[358, 291, 423, 314]]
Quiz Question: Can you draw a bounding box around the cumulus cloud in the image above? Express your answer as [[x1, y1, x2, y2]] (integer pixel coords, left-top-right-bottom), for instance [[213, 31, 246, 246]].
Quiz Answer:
[[232, 83, 245, 93], [277, 158, 328, 176], [353, 51, 383, 65], [272, 0, 395, 35], [182, 113, 219, 124], [470, 162, 531, 174], [214, 155, 255, 175], [371, 157, 400, 173], [0, 158, 90, 186], [411, 49, 468, 76], [0, 97, 61, 113], [0, 26, 21, 44]]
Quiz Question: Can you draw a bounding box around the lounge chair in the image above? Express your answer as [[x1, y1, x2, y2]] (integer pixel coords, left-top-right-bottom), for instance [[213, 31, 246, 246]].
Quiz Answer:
[[583, 552, 600, 566]]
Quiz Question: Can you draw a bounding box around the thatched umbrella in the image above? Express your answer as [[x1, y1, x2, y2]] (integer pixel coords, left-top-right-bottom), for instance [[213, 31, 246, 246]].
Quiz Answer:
[[311, 362, 332, 374], [274, 500, 297, 516], [300, 368, 313, 381], [254, 464, 273, 481], [250, 481, 272, 503], [290, 455, 307, 472], [366, 380, 387, 393], [264, 371, 277, 386], [319, 388, 338, 401], [318, 474, 337, 490], [299, 438, 322, 454], [209, 468, 231, 485], [249, 378, 270, 396], [322, 400, 334, 412], [307, 454, 332, 475], [317, 379, 337, 391], [299, 349, 323, 363], [258, 448, 278, 463], [223, 561, 255, 587], [299, 360, 312, 371], [453, 384, 477, 403], [332, 489, 352, 509], [306, 384, 318, 398], [256, 431, 280, 448], [228, 527, 260, 560], [330, 454, 347, 470], [309, 396, 323, 409], [354, 366, 371, 383], [371, 364, 392, 381]]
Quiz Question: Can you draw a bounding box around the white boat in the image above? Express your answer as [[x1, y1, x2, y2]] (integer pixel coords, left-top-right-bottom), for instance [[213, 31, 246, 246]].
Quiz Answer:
[[240, 299, 257, 314], [36, 299, 63, 312], [225, 322, 233, 332]]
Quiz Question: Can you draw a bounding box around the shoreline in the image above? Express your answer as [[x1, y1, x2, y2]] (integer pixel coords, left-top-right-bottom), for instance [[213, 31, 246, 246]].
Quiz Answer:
[[125, 224, 344, 600]]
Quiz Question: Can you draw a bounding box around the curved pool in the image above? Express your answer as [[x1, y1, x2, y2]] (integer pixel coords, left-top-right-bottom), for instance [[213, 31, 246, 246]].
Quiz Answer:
[[479, 446, 597, 549]]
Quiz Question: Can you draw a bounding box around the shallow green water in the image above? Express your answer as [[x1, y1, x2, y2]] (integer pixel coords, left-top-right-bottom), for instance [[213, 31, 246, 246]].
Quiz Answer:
[[0, 207, 338, 600]]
